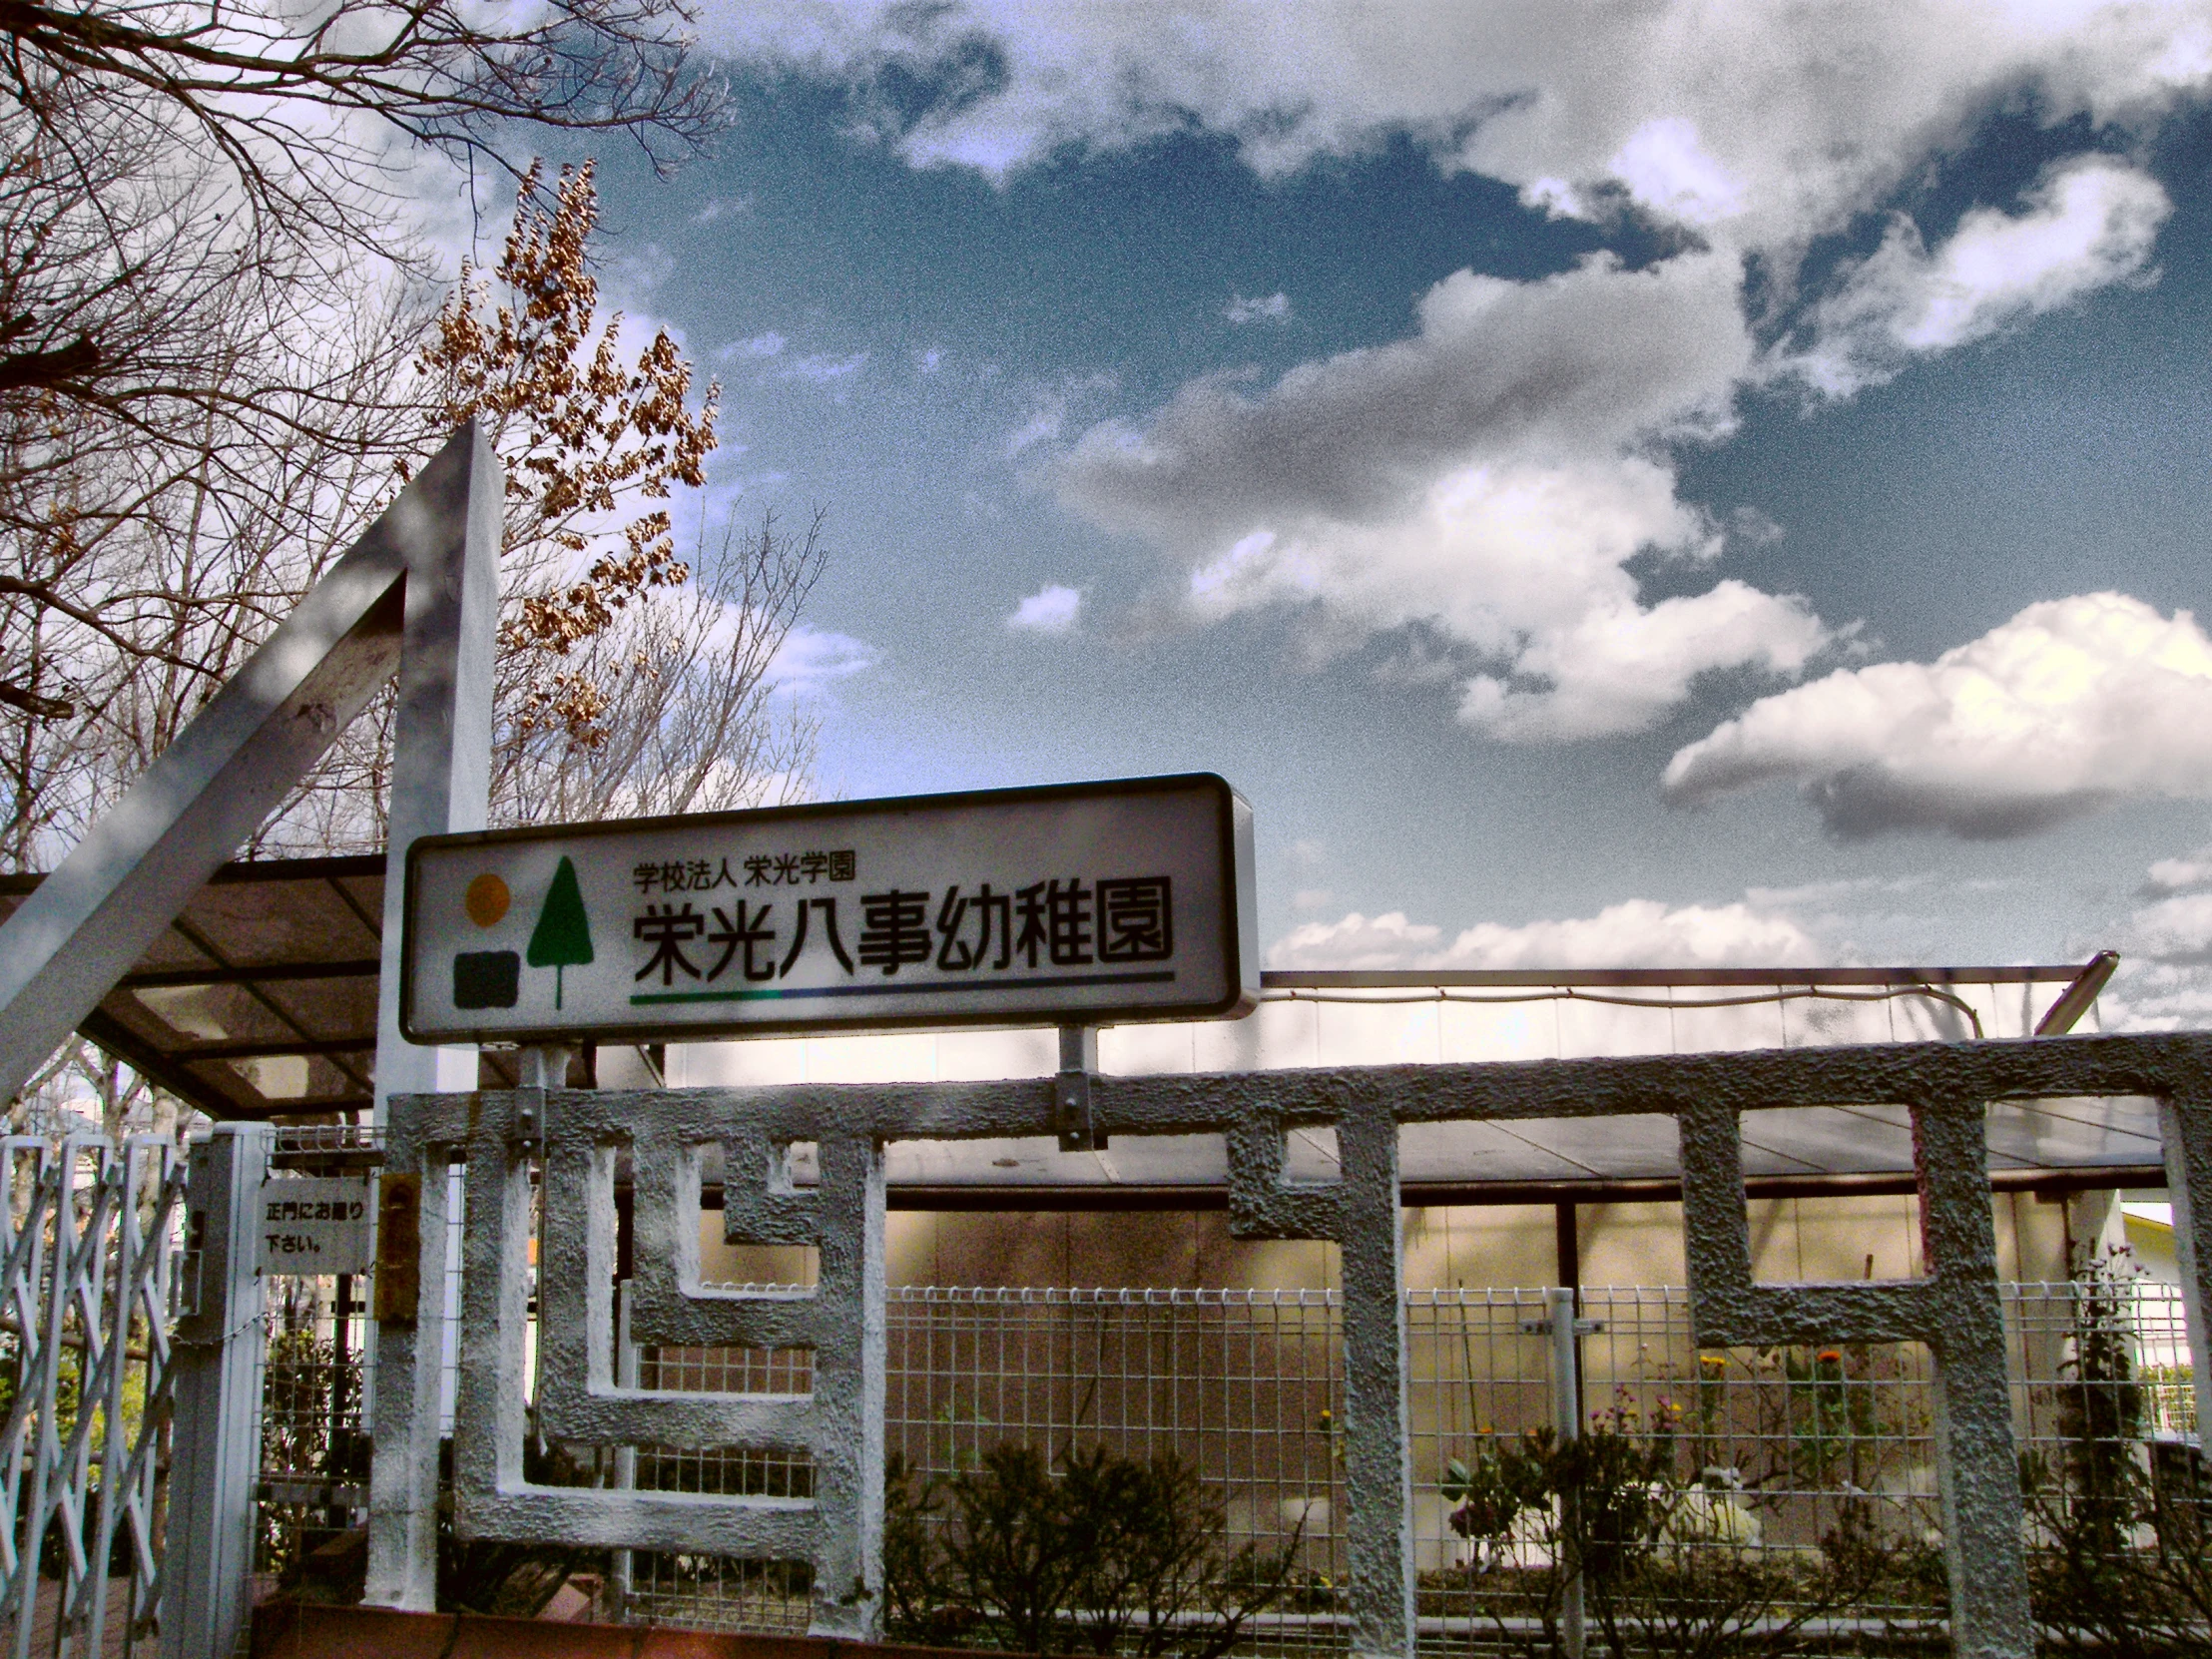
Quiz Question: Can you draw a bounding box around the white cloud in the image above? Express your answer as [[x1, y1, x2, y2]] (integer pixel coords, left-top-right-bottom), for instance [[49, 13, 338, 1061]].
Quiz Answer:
[[1455, 578, 1828, 742], [1007, 583, 1082, 633], [1067, 252, 1828, 738], [1069, 254, 1749, 538], [1268, 899, 1824, 970], [1608, 118, 1746, 227], [2085, 844, 2212, 1028], [699, 3, 2205, 740], [612, 243, 678, 296], [779, 351, 869, 383], [720, 330, 787, 361], [1664, 593, 2212, 837], [1005, 398, 1066, 456], [916, 346, 944, 372], [700, 3, 2212, 249], [1004, 372, 1118, 458], [2114, 889, 2212, 964], [2144, 845, 2212, 894], [1227, 290, 1292, 324], [1518, 177, 1584, 220], [1785, 157, 2171, 395], [1270, 910, 1446, 969], [768, 624, 879, 695]]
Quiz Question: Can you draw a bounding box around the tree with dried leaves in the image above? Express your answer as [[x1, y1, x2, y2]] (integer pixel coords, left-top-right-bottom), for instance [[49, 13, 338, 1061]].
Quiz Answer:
[[5, 148, 824, 864], [422, 159, 717, 756], [0, 0, 727, 717], [258, 161, 824, 857], [0, 2, 820, 1132]]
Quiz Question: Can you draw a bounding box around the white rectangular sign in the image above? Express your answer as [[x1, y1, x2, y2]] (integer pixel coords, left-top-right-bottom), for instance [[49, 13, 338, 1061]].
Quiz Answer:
[[401, 774, 1257, 1043], [259, 1176, 374, 1273]]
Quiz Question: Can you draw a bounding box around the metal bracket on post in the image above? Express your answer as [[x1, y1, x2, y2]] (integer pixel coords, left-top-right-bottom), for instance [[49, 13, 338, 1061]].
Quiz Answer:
[[513, 1044, 573, 1143], [164, 1124, 272, 1659], [1056, 1025, 1104, 1152]]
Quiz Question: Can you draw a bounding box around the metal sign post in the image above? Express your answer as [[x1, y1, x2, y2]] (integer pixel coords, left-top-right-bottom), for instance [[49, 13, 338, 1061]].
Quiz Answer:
[[400, 774, 1258, 1043]]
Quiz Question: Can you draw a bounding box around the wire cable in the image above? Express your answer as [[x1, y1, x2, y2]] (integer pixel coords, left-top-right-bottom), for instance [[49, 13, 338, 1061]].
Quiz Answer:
[[1258, 982, 1985, 1039]]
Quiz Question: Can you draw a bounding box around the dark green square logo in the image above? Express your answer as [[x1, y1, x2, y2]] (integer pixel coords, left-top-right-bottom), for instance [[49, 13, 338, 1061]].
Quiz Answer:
[[453, 949, 519, 1009]]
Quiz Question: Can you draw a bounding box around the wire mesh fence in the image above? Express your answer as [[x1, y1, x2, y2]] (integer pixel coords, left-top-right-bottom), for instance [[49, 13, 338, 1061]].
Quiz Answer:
[[872, 1287, 1954, 1653], [254, 1126, 379, 1594], [244, 1266, 2207, 1652]]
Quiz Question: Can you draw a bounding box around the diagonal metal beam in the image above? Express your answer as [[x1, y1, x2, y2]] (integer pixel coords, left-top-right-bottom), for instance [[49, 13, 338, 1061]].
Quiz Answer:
[[0, 424, 500, 1106]]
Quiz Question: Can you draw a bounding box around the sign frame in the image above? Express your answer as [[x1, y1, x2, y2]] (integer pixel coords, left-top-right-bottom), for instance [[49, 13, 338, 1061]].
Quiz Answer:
[[400, 773, 1257, 1046]]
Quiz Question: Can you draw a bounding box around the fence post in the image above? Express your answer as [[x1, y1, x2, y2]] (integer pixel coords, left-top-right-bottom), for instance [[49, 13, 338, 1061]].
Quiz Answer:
[[165, 1123, 272, 1659], [1226, 1103, 1411, 1659], [1545, 1286, 1585, 1659]]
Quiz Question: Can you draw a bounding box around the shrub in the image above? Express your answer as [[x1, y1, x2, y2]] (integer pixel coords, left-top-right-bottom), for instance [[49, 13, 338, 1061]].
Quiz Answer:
[[884, 1442, 1299, 1657]]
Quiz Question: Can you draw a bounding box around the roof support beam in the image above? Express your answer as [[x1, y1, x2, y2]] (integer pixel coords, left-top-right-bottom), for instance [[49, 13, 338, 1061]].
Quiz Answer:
[[0, 425, 500, 1107]]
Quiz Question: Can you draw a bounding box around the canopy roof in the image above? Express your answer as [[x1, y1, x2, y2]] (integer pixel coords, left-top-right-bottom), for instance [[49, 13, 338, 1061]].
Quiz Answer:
[[0, 855, 385, 1118]]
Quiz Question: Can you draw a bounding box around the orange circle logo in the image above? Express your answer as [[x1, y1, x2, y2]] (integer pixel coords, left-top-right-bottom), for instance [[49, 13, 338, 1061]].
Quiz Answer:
[[464, 872, 510, 927]]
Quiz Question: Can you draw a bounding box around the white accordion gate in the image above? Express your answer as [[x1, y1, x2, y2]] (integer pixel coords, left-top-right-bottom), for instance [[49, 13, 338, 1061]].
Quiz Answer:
[[0, 1135, 185, 1659]]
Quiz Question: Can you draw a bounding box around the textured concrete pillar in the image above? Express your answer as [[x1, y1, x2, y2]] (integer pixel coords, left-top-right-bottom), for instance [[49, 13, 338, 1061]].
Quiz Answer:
[[362, 1107, 457, 1611], [1914, 1098, 2033, 1659], [1228, 1101, 1410, 1659], [1681, 1094, 2031, 1659], [800, 1134, 887, 1637]]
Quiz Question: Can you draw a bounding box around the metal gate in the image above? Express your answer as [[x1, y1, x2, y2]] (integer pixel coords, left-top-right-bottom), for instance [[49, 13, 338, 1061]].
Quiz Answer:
[[0, 1135, 185, 1658]]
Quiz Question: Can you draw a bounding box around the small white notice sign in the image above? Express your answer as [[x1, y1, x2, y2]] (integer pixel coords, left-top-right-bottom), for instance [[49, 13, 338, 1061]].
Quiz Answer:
[[401, 774, 1257, 1043], [259, 1176, 374, 1273]]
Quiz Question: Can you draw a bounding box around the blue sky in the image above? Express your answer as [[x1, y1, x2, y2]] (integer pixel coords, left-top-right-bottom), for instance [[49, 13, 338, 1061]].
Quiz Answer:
[[513, 4, 2212, 1025]]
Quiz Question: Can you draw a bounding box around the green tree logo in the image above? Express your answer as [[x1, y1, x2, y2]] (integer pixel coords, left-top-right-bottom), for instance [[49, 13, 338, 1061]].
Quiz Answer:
[[526, 856, 594, 1009]]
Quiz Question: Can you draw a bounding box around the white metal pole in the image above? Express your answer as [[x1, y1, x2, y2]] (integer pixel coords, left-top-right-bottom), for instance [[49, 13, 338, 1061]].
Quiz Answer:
[[1547, 1285, 1585, 1659], [613, 1279, 636, 1618]]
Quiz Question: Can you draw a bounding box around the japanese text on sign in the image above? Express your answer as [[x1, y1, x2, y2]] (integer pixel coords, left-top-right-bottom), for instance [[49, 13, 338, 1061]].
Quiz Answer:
[[630, 875, 1171, 994], [632, 849, 856, 892], [258, 1176, 375, 1273]]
